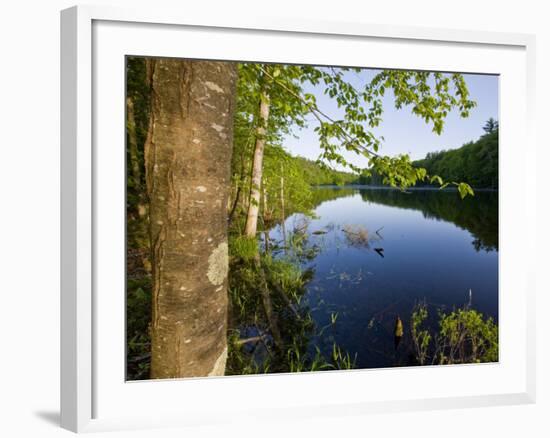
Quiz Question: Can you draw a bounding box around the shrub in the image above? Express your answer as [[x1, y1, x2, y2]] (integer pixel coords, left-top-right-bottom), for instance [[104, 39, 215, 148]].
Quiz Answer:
[[410, 303, 498, 365], [436, 308, 498, 364]]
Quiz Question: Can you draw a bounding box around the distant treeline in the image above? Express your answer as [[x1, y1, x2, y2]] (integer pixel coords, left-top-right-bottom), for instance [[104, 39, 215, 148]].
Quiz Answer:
[[413, 129, 498, 189], [293, 156, 357, 186], [354, 128, 498, 189], [271, 127, 499, 191]]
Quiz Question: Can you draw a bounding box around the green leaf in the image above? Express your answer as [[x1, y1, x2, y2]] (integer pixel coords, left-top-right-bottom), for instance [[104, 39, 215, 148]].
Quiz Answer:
[[457, 182, 474, 199]]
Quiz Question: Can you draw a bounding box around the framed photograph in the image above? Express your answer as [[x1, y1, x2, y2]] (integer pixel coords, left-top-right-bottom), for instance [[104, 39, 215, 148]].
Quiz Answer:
[[61, 5, 536, 432]]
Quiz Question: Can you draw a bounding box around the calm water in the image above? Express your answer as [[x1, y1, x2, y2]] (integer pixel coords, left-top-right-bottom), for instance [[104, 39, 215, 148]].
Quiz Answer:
[[268, 187, 498, 368]]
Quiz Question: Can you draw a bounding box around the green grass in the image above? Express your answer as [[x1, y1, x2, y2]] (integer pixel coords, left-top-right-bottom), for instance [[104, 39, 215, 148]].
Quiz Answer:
[[229, 235, 258, 261]]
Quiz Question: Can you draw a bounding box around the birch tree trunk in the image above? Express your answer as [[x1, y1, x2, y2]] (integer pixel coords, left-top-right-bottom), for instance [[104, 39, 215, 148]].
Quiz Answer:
[[244, 81, 270, 238], [145, 58, 237, 379]]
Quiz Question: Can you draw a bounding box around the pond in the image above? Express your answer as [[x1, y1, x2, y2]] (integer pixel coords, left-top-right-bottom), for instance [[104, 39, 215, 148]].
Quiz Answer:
[[267, 187, 499, 369]]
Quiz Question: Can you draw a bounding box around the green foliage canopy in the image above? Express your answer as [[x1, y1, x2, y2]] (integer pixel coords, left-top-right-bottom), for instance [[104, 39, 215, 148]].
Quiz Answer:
[[414, 128, 498, 189], [234, 63, 477, 197]]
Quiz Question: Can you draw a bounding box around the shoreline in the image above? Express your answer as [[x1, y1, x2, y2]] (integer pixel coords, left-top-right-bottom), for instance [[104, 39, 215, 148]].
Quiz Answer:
[[313, 184, 498, 192]]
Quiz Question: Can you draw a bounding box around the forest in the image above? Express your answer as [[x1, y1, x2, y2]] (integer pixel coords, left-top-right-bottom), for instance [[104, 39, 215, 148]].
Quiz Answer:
[[126, 57, 498, 380], [413, 119, 498, 189], [356, 119, 499, 189]]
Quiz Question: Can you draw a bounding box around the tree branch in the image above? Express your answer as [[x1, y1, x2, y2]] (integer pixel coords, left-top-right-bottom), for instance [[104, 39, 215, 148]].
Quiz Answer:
[[258, 65, 382, 160]]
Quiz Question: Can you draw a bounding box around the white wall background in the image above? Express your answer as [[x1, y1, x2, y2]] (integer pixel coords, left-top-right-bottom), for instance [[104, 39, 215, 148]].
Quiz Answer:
[[0, 0, 546, 436]]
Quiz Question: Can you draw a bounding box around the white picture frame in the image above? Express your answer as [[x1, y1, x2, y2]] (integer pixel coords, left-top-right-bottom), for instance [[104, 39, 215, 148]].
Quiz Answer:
[[60, 4, 537, 433]]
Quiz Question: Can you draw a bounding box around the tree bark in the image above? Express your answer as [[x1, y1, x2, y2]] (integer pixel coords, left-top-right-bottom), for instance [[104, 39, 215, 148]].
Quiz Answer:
[[244, 80, 270, 238], [145, 58, 237, 379]]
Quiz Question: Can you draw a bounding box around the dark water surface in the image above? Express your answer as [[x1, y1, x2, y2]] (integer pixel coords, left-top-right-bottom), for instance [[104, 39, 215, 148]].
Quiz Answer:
[[268, 187, 499, 369]]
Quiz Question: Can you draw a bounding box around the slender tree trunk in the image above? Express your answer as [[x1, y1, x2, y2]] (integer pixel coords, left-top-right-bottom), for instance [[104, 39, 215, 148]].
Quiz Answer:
[[242, 91, 283, 348], [145, 58, 237, 379], [228, 145, 249, 226], [227, 185, 241, 225], [280, 167, 287, 251], [244, 80, 270, 238], [262, 179, 271, 222], [263, 231, 270, 254]]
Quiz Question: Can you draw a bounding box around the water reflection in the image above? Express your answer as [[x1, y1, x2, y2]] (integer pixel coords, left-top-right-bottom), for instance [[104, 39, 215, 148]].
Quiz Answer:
[[357, 188, 498, 252], [269, 187, 499, 369], [312, 187, 498, 252]]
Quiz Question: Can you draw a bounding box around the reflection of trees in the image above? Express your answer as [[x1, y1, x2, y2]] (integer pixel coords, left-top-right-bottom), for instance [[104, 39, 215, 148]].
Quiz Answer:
[[263, 187, 357, 231], [310, 187, 358, 206], [287, 186, 498, 252], [358, 189, 498, 251]]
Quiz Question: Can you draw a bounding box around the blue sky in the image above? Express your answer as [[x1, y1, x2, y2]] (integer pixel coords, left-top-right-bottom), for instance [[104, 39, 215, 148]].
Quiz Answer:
[[282, 69, 498, 169]]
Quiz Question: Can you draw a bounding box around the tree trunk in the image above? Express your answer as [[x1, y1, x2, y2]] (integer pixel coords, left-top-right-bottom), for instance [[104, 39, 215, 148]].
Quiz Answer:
[[262, 179, 271, 222], [227, 184, 241, 226], [145, 58, 237, 379], [244, 82, 270, 238], [280, 167, 287, 251]]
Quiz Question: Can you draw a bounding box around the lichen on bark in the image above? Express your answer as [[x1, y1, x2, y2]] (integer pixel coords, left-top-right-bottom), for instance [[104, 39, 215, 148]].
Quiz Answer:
[[207, 242, 229, 286]]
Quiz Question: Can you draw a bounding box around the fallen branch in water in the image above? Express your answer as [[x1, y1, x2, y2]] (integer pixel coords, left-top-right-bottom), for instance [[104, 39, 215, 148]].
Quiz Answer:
[[236, 335, 268, 345], [342, 224, 370, 248]]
